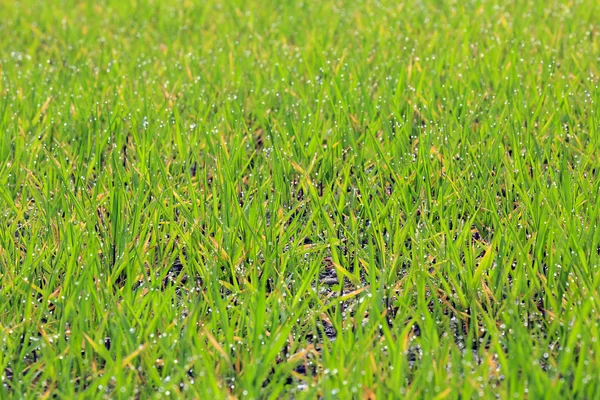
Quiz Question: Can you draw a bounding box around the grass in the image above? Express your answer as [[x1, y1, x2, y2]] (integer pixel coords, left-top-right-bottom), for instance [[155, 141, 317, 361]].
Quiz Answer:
[[0, 0, 599, 398]]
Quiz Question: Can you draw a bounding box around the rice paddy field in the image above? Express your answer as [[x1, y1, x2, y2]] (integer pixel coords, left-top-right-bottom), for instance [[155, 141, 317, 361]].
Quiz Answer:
[[1, 0, 600, 398]]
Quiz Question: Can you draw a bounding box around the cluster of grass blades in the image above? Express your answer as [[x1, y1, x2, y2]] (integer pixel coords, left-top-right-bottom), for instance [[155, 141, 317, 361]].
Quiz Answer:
[[1, 0, 599, 398]]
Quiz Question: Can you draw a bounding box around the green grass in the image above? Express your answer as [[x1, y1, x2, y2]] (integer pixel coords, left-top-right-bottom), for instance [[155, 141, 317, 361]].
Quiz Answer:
[[1, 0, 599, 398]]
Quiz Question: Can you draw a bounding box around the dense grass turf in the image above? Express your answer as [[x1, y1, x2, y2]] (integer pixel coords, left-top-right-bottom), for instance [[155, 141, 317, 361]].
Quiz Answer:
[[1, 0, 600, 398]]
